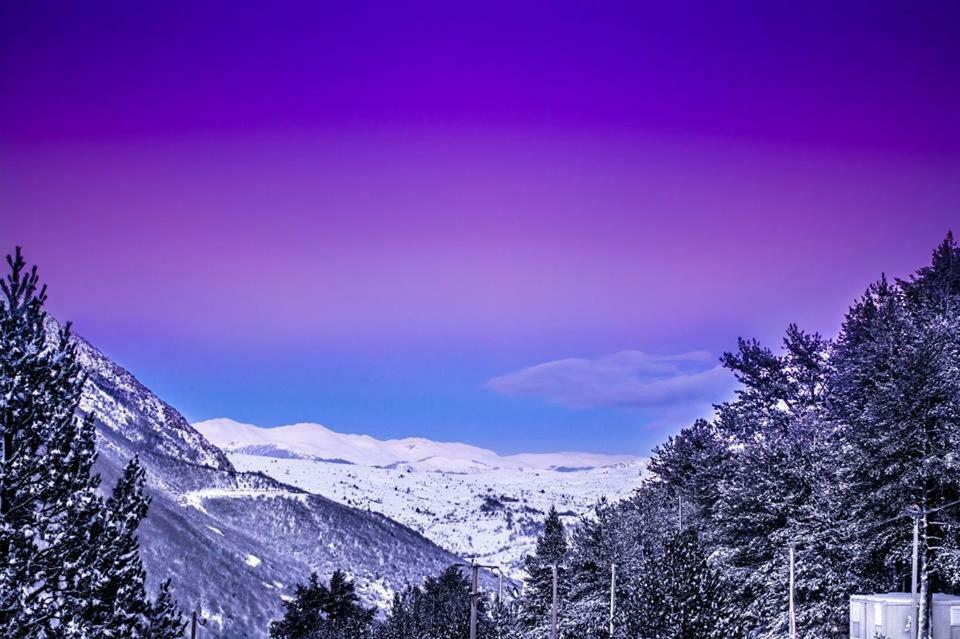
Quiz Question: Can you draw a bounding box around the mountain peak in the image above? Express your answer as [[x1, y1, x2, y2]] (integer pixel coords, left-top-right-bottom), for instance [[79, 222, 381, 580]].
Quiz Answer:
[[52, 317, 234, 472]]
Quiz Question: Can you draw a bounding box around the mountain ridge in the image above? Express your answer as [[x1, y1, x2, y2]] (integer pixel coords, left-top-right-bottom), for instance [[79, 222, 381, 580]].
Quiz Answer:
[[196, 418, 647, 577], [195, 417, 640, 473]]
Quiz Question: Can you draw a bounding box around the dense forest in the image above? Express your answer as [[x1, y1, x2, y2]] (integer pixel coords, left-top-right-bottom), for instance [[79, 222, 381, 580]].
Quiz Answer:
[[272, 233, 960, 639]]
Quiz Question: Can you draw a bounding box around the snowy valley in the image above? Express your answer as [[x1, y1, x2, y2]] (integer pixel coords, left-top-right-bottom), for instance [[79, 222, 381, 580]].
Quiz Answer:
[[195, 418, 647, 577]]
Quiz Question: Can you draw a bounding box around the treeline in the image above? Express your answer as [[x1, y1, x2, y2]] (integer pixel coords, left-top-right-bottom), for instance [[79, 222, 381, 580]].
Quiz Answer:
[[271, 504, 730, 639], [273, 233, 960, 639], [269, 565, 506, 639]]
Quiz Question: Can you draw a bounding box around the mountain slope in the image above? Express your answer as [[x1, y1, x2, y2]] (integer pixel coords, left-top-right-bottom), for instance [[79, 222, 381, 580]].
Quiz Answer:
[[62, 326, 471, 638], [196, 418, 647, 576]]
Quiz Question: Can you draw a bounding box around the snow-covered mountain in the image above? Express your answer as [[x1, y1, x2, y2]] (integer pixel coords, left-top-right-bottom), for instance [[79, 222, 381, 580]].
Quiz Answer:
[[59, 323, 475, 638], [195, 417, 639, 472], [196, 418, 647, 576]]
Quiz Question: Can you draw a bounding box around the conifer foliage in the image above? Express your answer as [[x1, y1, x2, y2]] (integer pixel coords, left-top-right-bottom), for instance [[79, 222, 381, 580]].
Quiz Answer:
[[376, 565, 494, 639], [518, 505, 568, 634], [0, 247, 183, 638], [631, 529, 731, 639], [270, 570, 376, 639], [645, 233, 960, 638]]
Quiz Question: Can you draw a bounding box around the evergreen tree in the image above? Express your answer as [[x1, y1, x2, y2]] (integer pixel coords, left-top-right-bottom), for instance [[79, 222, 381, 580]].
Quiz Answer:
[[631, 529, 732, 639], [560, 483, 699, 639], [829, 234, 960, 636], [270, 570, 375, 639], [376, 585, 424, 639], [420, 565, 493, 639], [490, 595, 519, 639], [518, 506, 569, 636], [649, 418, 730, 529], [419, 566, 467, 639], [647, 323, 854, 636], [78, 457, 151, 634], [562, 498, 629, 639], [146, 580, 187, 638], [376, 565, 495, 639], [0, 247, 183, 638]]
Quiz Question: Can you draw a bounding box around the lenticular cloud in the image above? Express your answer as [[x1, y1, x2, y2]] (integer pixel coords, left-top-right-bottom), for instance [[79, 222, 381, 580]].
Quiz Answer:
[[486, 350, 735, 410]]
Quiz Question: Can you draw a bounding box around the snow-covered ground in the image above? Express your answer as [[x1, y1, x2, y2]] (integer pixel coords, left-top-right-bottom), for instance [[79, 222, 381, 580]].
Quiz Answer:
[[196, 418, 647, 576]]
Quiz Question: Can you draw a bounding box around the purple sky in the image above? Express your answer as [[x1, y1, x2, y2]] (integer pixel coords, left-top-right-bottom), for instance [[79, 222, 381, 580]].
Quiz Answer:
[[2, 1, 959, 454]]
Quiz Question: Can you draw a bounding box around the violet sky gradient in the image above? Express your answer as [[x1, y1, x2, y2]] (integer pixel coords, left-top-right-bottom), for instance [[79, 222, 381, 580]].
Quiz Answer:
[[1, 1, 959, 454]]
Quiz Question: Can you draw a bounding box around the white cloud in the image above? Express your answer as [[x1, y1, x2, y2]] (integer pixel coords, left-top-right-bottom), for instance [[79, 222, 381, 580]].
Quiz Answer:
[[486, 351, 736, 422]]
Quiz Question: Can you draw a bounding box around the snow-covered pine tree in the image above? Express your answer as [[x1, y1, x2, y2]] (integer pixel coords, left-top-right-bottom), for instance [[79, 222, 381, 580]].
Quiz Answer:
[[376, 564, 494, 639], [829, 234, 960, 638], [145, 580, 186, 638], [647, 323, 857, 637], [490, 593, 519, 639], [270, 573, 325, 638], [78, 456, 183, 637], [649, 417, 731, 531], [560, 499, 638, 639], [270, 570, 376, 639], [420, 565, 493, 639], [590, 482, 699, 639], [377, 585, 425, 639], [328, 570, 377, 637], [518, 506, 569, 637], [631, 529, 732, 639], [0, 246, 105, 637], [0, 247, 183, 638]]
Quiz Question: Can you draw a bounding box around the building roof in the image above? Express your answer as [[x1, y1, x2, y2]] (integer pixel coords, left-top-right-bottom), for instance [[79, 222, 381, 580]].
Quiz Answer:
[[851, 592, 960, 604]]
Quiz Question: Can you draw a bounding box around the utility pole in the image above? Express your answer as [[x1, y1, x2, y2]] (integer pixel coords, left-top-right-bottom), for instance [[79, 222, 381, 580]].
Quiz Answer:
[[469, 562, 479, 639], [788, 543, 796, 639], [609, 563, 616, 638], [550, 563, 558, 639], [456, 560, 507, 638], [496, 568, 503, 639], [902, 503, 923, 639]]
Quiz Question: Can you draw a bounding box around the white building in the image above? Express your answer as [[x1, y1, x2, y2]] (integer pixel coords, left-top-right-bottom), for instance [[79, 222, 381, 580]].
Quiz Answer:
[[850, 592, 960, 639]]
